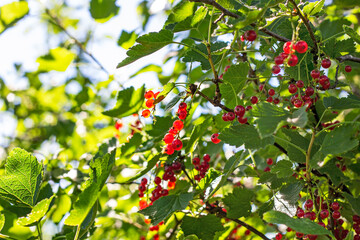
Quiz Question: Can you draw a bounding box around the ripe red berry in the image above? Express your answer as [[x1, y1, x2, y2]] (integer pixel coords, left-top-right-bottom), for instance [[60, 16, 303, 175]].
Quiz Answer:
[[355, 235, 360, 240], [297, 208, 304, 218], [179, 102, 187, 110], [146, 99, 155, 108], [145, 91, 154, 99], [353, 215, 360, 223], [237, 116, 248, 124], [226, 112, 236, 121], [141, 178, 148, 185], [331, 202, 340, 211], [169, 127, 178, 135], [259, 84, 265, 92], [115, 120, 123, 130], [246, 106, 253, 111], [320, 209, 329, 219], [251, 96, 258, 104], [311, 69, 321, 79], [165, 144, 174, 155], [294, 99, 303, 108], [268, 88, 275, 96], [272, 65, 281, 74], [319, 75, 329, 86], [142, 109, 151, 118], [296, 232, 304, 238], [172, 139, 183, 151], [234, 105, 245, 117], [139, 185, 146, 192], [332, 210, 341, 219], [296, 80, 304, 88], [305, 87, 314, 96], [345, 65, 352, 72], [283, 41, 295, 54], [211, 133, 221, 144], [222, 113, 228, 121], [173, 120, 184, 131], [287, 54, 298, 66], [172, 161, 182, 171], [245, 229, 251, 235], [154, 176, 161, 185], [192, 157, 200, 165], [288, 84, 298, 94], [264, 166, 271, 172], [245, 30, 257, 41], [275, 233, 282, 240], [266, 158, 273, 165], [321, 59, 331, 68], [274, 55, 284, 65], [178, 109, 187, 120], [203, 154, 210, 162], [295, 40, 308, 53], [266, 96, 273, 103], [273, 98, 280, 104], [163, 133, 174, 144], [305, 199, 314, 210]]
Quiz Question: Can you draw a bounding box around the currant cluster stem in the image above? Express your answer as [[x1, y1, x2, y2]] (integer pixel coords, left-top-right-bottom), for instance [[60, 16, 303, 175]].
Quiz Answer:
[[306, 130, 316, 182]]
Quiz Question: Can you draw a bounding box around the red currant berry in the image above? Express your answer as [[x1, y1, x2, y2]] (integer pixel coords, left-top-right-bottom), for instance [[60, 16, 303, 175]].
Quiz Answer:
[[287, 54, 298, 66], [139, 185, 146, 192], [322, 81, 330, 90], [161, 189, 169, 196], [319, 75, 329, 86], [297, 208, 305, 218], [226, 112, 236, 121], [169, 127, 178, 135], [237, 116, 248, 124], [311, 69, 321, 79], [234, 105, 246, 117], [165, 144, 174, 155], [274, 55, 284, 65], [296, 232, 304, 238], [283, 41, 295, 54], [222, 113, 229, 121], [305, 199, 314, 210], [172, 139, 183, 151], [268, 88, 275, 96], [345, 65, 352, 72], [211, 133, 221, 144], [295, 40, 308, 53], [305, 87, 314, 96], [251, 96, 258, 104], [294, 99, 303, 108], [259, 84, 265, 92], [192, 157, 200, 165], [320, 209, 329, 219], [115, 120, 123, 130], [355, 235, 360, 240], [246, 105, 252, 111], [146, 99, 155, 108], [273, 98, 280, 104], [296, 80, 304, 88], [266, 96, 273, 103], [142, 109, 151, 118], [266, 158, 273, 165], [331, 202, 340, 211], [245, 229, 251, 235], [275, 233, 283, 240], [154, 176, 161, 185], [179, 102, 187, 109], [141, 178, 148, 185], [163, 133, 174, 144], [280, 52, 289, 59], [172, 162, 182, 171], [173, 120, 184, 131], [264, 166, 271, 172], [321, 59, 331, 68], [272, 65, 281, 74], [245, 30, 257, 41], [332, 210, 341, 219], [178, 109, 187, 120], [145, 91, 154, 99], [203, 154, 210, 162], [318, 222, 326, 228], [288, 84, 298, 94], [139, 192, 144, 197], [353, 215, 360, 223]]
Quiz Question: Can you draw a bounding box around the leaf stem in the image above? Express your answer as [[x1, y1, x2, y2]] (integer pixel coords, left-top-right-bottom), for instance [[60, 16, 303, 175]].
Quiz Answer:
[[306, 130, 316, 182], [171, 41, 209, 59], [37, 223, 43, 240], [74, 225, 81, 240]]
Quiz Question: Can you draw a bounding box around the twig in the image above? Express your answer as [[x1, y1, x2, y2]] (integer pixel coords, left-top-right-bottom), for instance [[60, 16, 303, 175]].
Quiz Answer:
[[197, 90, 234, 112], [337, 54, 360, 63], [45, 9, 109, 75], [182, 165, 196, 187], [288, 0, 318, 52], [214, 13, 225, 24], [333, 65, 340, 88], [205, 44, 222, 104], [166, 215, 182, 240], [188, 0, 291, 42], [274, 142, 288, 155], [305, 130, 316, 182]]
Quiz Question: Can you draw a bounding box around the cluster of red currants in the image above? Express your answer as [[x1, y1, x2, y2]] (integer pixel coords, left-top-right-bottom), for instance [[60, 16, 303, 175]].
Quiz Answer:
[[192, 154, 211, 182], [226, 225, 243, 240], [264, 158, 274, 172], [222, 105, 248, 124], [272, 40, 308, 70], [142, 90, 160, 118], [163, 102, 187, 155], [241, 30, 257, 42]]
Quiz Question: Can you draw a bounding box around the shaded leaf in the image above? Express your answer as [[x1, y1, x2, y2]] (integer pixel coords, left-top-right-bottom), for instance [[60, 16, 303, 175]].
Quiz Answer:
[[118, 30, 137, 50], [181, 215, 225, 240], [323, 96, 360, 110], [139, 193, 193, 225], [318, 159, 349, 186], [223, 188, 253, 218], [271, 160, 293, 178], [344, 25, 360, 44], [344, 193, 360, 215], [90, 0, 119, 22]]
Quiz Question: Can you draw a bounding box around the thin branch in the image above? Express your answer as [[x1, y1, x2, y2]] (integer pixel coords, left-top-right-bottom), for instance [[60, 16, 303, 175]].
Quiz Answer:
[[288, 0, 319, 52], [337, 54, 360, 63], [182, 165, 196, 187], [305, 130, 316, 182], [166, 215, 182, 240], [274, 142, 288, 155], [214, 13, 225, 24], [197, 90, 234, 112], [205, 44, 222, 104], [188, 0, 290, 42], [45, 9, 109, 75]]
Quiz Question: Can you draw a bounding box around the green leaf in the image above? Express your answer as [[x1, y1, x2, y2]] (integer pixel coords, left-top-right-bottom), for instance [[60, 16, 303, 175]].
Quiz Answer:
[[258, 172, 285, 189], [0, 2, 29, 34], [90, 0, 119, 22], [102, 86, 145, 118], [234, 9, 264, 29], [263, 211, 332, 236], [343, 193, 360, 215], [288, 106, 308, 128], [318, 159, 349, 186], [185, 118, 211, 153], [117, 30, 174, 68], [130, 64, 162, 78], [52, 192, 71, 223], [0, 213, 4, 231], [166, 2, 195, 25], [147, 117, 173, 138], [223, 188, 253, 219], [277, 129, 308, 163], [303, 0, 325, 16], [319, 19, 351, 40], [17, 196, 55, 226], [119, 154, 160, 184], [0, 148, 43, 208], [279, 182, 304, 205], [121, 133, 142, 157], [323, 96, 360, 110], [219, 124, 274, 149], [64, 141, 116, 226], [139, 193, 193, 225], [118, 30, 138, 50], [324, 38, 355, 59], [220, 63, 249, 108], [271, 160, 294, 178], [165, 91, 186, 112], [344, 25, 360, 44], [154, 82, 176, 104], [36, 47, 76, 72], [196, 169, 221, 193], [181, 215, 225, 240]]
